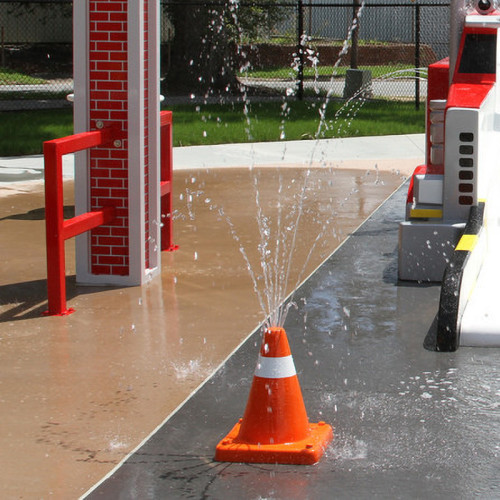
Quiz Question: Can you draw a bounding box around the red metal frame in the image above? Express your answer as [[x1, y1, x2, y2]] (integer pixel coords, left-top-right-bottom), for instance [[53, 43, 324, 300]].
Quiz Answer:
[[44, 127, 119, 316], [160, 110, 178, 252], [44, 113, 177, 316]]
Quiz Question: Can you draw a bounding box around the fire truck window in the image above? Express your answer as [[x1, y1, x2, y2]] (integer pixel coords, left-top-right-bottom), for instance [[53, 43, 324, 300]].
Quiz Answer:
[[458, 34, 497, 74]]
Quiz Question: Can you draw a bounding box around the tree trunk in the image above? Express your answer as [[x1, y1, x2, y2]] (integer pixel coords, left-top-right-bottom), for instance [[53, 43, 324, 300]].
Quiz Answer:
[[164, 2, 240, 97]]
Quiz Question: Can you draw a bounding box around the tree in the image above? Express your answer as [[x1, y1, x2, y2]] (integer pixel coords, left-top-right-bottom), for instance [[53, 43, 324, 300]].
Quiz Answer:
[[163, 0, 286, 96]]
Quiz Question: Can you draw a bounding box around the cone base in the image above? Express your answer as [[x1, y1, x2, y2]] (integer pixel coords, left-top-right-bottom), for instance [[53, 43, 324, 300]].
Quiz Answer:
[[215, 421, 333, 465]]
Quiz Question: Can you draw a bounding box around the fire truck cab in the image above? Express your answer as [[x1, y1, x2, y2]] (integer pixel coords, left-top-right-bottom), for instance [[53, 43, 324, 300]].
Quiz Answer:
[[399, 1, 500, 282]]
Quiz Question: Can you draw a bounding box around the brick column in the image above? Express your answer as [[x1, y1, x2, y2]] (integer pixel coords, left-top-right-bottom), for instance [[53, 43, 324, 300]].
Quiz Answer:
[[74, 0, 161, 286]]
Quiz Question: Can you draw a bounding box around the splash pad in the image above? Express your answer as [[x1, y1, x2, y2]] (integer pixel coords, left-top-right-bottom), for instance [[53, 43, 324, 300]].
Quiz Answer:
[[4, 0, 499, 496], [82, 174, 500, 499], [82, 0, 500, 496], [0, 159, 410, 498]]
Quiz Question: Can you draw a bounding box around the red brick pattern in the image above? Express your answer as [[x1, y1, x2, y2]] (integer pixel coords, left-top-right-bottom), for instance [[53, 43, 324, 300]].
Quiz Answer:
[[88, 0, 130, 276]]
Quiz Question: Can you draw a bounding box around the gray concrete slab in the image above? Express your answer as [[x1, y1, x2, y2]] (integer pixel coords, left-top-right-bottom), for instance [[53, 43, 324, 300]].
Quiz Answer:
[[0, 153, 74, 182], [173, 134, 425, 170], [0, 134, 425, 181], [84, 183, 500, 499]]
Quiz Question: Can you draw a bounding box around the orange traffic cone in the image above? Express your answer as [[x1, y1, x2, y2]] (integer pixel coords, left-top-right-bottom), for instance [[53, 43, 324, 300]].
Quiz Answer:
[[215, 326, 333, 465]]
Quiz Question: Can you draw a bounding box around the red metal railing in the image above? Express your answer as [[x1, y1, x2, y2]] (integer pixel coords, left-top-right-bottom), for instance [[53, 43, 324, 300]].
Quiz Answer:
[[44, 113, 176, 316], [160, 110, 178, 252], [44, 126, 120, 316]]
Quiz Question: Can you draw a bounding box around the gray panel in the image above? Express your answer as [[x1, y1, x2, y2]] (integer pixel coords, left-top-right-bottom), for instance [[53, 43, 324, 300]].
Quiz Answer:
[[398, 220, 464, 282]]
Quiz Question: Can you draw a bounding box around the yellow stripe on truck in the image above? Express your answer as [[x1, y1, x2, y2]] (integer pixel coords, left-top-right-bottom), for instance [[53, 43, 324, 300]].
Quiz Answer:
[[456, 234, 478, 252], [410, 208, 443, 219]]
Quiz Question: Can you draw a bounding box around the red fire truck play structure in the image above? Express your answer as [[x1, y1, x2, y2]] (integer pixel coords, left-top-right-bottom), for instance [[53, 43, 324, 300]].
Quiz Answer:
[[399, 0, 500, 349]]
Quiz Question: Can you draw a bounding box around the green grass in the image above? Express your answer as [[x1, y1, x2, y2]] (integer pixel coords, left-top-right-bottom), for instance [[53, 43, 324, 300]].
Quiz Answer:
[[0, 100, 424, 156], [240, 64, 417, 80], [0, 67, 47, 85], [0, 108, 73, 156], [170, 100, 424, 146]]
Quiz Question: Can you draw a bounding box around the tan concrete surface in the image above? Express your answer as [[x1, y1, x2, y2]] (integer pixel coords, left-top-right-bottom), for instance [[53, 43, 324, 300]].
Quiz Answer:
[[0, 160, 417, 498]]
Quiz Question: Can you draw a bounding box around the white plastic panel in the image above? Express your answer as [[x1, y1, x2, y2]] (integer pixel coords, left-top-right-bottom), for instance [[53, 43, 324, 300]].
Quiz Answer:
[[415, 174, 444, 205], [443, 107, 479, 221]]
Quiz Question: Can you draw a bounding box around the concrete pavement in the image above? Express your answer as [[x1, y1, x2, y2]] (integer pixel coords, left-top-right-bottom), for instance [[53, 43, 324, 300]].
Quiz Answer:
[[0, 133, 425, 184]]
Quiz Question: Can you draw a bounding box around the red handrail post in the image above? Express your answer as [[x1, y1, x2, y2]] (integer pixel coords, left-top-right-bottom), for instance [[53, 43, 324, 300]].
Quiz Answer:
[[43, 127, 119, 316], [43, 114, 172, 315], [44, 140, 73, 316], [160, 110, 178, 252]]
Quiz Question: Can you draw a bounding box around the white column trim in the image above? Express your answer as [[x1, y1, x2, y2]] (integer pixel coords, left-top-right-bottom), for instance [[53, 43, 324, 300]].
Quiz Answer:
[[74, 0, 91, 284], [148, 0, 161, 274], [128, 0, 146, 284]]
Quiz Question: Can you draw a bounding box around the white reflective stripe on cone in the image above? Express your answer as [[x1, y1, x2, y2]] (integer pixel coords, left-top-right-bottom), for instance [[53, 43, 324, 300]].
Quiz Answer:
[[254, 354, 296, 379]]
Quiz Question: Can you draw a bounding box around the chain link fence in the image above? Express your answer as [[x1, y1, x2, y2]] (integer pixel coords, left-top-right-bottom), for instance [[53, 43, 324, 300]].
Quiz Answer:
[[0, 0, 73, 109], [162, 0, 449, 108], [0, 0, 450, 110]]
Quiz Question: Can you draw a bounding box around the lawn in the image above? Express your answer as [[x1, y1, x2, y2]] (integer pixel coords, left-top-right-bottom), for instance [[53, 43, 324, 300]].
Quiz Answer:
[[169, 100, 425, 146], [0, 108, 73, 156], [0, 67, 47, 85], [0, 99, 425, 156]]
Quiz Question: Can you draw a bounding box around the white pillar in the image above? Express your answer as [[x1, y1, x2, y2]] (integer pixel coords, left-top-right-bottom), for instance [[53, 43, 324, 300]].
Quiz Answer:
[[73, 0, 161, 286]]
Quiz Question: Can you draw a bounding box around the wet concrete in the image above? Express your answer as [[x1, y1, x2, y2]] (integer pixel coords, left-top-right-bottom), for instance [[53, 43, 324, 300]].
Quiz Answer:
[[0, 164, 407, 498], [85, 183, 500, 499]]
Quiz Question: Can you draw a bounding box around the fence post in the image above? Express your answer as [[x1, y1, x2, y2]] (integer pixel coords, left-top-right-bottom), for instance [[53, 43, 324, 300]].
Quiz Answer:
[[414, 3, 421, 111], [296, 0, 304, 101], [1, 27, 5, 68], [351, 0, 361, 70]]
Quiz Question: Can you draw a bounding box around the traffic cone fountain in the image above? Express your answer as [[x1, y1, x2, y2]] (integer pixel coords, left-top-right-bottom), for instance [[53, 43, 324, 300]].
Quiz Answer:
[[215, 326, 333, 465]]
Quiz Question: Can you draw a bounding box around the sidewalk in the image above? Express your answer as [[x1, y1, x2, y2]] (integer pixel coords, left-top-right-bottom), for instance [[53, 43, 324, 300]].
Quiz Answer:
[[0, 133, 425, 184], [172, 134, 425, 170], [240, 77, 427, 100]]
